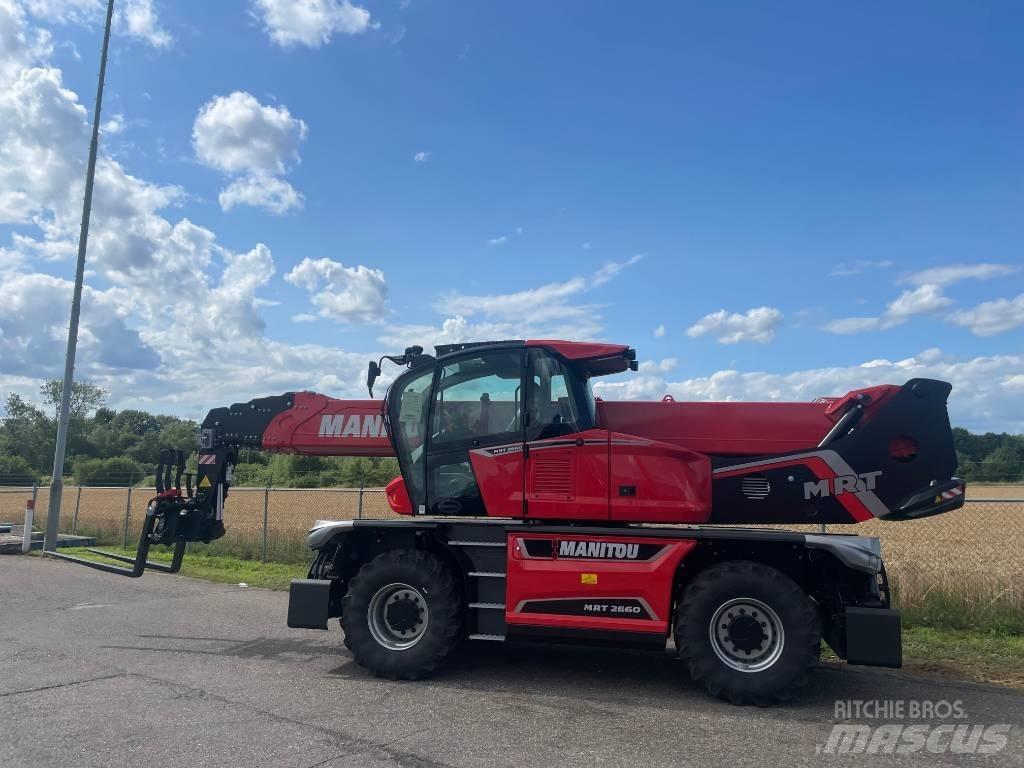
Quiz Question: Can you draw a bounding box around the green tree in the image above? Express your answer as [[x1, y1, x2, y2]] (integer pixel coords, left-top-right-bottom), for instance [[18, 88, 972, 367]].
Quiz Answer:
[[0, 394, 53, 473], [73, 457, 145, 486], [39, 379, 108, 420], [0, 455, 39, 485]]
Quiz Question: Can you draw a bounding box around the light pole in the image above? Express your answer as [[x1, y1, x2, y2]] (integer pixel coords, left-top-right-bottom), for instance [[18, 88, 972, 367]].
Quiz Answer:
[[43, 0, 115, 553]]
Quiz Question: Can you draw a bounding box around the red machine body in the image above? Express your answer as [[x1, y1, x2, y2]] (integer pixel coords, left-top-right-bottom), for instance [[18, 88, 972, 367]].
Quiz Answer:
[[506, 531, 696, 636], [200, 341, 961, 527]]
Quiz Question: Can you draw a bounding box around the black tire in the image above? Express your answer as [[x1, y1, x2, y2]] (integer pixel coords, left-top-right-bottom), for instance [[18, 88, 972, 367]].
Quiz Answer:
[[340, 549, 462, 680], [675, 560, 820, 706]]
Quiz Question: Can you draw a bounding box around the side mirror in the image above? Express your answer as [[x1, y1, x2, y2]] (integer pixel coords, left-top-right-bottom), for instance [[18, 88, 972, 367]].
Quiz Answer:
[[367, 361, 381, 398]]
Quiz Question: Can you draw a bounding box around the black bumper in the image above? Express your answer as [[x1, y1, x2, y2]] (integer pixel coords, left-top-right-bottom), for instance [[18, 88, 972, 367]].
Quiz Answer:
[[843, 606, 902, 668], [286, 579, 332, 630]]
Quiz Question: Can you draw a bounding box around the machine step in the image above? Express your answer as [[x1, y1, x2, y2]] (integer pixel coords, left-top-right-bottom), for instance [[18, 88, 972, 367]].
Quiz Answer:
[[468, 634, 505, 642], [469, 602, 505, 609], [448, 540, 506, 547]]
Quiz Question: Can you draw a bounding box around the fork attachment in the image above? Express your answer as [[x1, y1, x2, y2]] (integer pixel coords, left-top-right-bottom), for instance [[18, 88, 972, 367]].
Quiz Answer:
[[46, 448, 224, 577]]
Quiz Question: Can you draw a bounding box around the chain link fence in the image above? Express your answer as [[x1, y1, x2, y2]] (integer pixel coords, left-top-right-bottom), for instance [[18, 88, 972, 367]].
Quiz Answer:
[[2, 486, 1021, 610]]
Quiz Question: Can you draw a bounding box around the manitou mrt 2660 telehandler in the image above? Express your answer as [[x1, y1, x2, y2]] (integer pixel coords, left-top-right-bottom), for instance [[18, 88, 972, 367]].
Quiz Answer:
[[56, 340, 965, 705]]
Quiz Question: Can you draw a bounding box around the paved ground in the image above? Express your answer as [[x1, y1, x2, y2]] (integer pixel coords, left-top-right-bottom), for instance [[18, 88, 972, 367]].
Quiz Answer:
[[2, 556, 1022, 768]]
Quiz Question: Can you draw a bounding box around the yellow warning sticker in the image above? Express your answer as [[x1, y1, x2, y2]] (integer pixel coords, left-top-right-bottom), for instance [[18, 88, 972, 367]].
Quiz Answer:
[[580, 573, 598, 585], [198, 476, 211, 488]]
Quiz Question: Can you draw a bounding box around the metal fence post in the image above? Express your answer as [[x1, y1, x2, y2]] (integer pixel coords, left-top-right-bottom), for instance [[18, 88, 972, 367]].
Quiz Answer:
[[358, 481, 364, 519], [122, 486, 132, 550], [261, 482, 270, 563], [72, 486, 82, 535]]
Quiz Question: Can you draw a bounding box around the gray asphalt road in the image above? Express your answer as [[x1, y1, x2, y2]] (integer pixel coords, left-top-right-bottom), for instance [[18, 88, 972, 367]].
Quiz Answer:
[[2, 556, 1021, 768]]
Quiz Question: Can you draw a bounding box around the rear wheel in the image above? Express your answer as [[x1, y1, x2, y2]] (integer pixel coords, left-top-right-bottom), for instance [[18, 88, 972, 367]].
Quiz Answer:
[[341, 549, 462, 680], [675, 560, 820, 706]]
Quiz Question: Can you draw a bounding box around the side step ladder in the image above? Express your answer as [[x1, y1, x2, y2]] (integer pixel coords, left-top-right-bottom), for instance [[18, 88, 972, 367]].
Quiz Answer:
[[447, 528, 508, 642], [45, 449, 193, 578]]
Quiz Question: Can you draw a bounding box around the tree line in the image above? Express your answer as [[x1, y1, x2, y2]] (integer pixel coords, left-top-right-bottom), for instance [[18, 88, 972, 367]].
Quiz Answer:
[[0, 381, 399, 488], [0, 382, 1020, 487]]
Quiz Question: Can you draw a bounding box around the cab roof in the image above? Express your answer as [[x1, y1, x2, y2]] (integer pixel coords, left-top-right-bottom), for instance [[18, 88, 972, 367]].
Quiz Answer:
[[432, 340, 636, 376]]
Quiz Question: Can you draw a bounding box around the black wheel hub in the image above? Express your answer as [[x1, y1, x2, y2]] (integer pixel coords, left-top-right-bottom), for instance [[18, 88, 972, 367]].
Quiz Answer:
[[726, 615, 767, 653], [386, 597, 421, 632]]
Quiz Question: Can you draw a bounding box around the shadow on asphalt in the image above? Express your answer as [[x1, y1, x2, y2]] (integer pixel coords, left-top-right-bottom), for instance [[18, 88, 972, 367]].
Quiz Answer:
[[98, 631, 910, 712]]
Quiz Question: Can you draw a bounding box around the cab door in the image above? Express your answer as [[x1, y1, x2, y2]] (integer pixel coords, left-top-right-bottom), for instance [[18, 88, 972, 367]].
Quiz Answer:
[[424, 350, 526, 517], [524, 350, 610, 520]]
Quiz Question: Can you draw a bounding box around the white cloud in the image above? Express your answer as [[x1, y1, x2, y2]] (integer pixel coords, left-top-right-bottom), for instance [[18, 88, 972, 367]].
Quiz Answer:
[[0, 65, 89, 226], [0, 272, 159, 375], [291, 313, 316, 323], [488, 236, 508, 246], [824, 284, 953, 334], [22, 0, 171, 47], [686, 306, 783, 344], [653, 324, 666, 338], [193, 91, 307, 176], [386, 257, 643, 349], [0, 1, 53, 80], [252, 0, 373, 48], [101, 112, 124, 134], [950, 293, 1024, 337], [413, 150, 429, 164], [592, 254, 643, 286], [193, 91, 307, 214], [903, 263, 1017, 287], [118, 0, 170, 47], [593, 350, 1024, 433], [640, 358, 677, 374], [439, 277, 588, 321], [218, 172, 303, 215], [285, 257, 387, 323], [884, 284, 953, 323]]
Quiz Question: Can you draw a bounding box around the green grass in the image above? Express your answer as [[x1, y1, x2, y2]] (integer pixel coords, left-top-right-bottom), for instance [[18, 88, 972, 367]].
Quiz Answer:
[[65, 546, 308, 590], [901, 626, 1024, 689], [892, 578, 1024, 635]]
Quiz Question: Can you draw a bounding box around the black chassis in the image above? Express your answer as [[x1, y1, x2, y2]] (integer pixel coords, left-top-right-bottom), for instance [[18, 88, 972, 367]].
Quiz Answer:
[[287, 518, 902, 669]]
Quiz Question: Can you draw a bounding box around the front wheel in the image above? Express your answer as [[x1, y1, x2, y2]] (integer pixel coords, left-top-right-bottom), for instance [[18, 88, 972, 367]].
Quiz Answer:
[[675, 560, 820, 706], [341, 549, 462, 680]]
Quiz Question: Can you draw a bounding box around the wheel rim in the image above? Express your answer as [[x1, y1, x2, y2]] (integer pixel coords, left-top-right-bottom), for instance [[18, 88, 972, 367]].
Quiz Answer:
[[367, 582, 429, 650], [708, 597, 785, 673]]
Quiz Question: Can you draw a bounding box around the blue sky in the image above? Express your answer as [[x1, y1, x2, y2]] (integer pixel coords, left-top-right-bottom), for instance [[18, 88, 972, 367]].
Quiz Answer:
[[1, 1, 1022, 431]]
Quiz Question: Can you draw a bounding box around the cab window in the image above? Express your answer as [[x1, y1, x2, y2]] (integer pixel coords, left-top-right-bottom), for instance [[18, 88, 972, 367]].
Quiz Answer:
[[430, 352, 523, 446], [528, 352, 583, 440]]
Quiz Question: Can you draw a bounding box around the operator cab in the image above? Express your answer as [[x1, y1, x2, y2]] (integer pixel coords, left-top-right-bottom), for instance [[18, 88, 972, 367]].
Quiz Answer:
[[383, 340, 637, 517]]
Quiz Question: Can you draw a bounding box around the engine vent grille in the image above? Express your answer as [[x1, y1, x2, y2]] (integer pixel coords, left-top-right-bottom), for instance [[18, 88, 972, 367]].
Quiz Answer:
[[740, 475, 771, 500], [531, 454, 574, 497]]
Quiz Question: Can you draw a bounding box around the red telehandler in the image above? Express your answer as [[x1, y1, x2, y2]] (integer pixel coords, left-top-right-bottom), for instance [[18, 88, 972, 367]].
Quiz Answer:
[[52, 340, 965, 705]]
